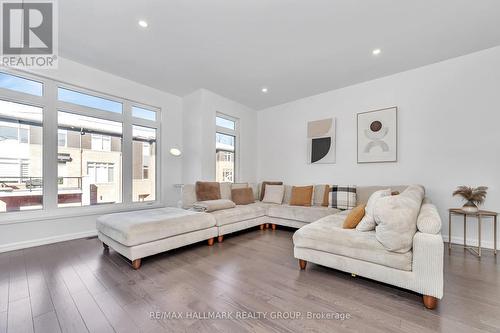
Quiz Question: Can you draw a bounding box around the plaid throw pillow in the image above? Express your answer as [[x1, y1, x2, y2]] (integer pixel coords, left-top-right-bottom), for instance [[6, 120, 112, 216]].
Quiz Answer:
[[329, 185, 357, 210]]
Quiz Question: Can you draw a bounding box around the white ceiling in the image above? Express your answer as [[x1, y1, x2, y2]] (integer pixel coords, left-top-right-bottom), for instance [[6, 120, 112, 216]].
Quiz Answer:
[[60, 0, 500, 110]]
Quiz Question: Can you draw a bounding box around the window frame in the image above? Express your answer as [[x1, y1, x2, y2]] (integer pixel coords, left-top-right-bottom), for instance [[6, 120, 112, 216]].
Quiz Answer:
[[0, 68, 162, 224], [215, 112, 239, 183]]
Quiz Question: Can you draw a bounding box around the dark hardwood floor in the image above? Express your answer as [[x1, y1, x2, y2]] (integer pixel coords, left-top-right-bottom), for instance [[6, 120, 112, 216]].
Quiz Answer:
[[0, 227, 499, 333]]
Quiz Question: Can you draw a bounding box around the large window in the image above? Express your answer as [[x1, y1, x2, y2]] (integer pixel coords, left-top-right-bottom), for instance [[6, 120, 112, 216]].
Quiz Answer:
[[216, 114, 238, 183], [0, 99, 43, 213], [0, 70, 161, 217]]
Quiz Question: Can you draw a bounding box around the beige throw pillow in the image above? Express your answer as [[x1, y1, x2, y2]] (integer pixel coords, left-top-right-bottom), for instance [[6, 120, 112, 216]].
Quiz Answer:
[[373, 185, 425, 253], [192, 199, 236, 212], [262, 185, 285, 204]]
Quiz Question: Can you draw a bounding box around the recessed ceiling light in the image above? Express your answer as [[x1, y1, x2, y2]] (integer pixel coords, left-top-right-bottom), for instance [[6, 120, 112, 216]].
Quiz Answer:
[[261, 87, 268, 93], [138, 20, 148, 28], [169, 148, 182, 157], [372, 48, 381, 55]]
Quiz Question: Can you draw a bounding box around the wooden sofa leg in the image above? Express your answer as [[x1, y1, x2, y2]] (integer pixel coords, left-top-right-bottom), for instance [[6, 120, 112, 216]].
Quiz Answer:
[[218, 235, 224, 243], [207, 238, 214, 246], [422, 295, 438, 309], [265, 223, 269, 229], [271, 224, 276, 230], [260, 224, 265, 230], [132, 259, 142, 270], [299, 259, 307, 270], [102, 242, 109, 252]]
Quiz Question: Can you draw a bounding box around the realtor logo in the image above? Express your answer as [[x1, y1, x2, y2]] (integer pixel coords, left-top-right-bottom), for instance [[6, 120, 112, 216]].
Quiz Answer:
[[1, 0, 58, 68]]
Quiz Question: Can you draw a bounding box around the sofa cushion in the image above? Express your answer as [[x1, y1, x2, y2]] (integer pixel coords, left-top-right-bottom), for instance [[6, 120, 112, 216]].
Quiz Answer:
[[220, 182, 232, 200], [293, 214, 412, 271], [97, 207, 216, 247], [283, 185, 293, 204], [250, 183, 260, 201], [267, 204, 339, 223], [181, 184, 197, 209], [195, 181, 221, 201], [210, 203, 267, 226], [313, 184, 330, 207], [290, 185, 314, 207], [374, 185, 424, 253]]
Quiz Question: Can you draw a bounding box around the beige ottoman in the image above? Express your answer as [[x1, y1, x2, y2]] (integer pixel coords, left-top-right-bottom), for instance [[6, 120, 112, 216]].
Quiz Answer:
[[97, 207, 217, 269]]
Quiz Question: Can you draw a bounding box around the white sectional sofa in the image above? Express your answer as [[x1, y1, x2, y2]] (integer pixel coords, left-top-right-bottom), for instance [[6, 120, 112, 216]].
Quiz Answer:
[[182, 182, 444, 309], [98, 182, 443, 309]]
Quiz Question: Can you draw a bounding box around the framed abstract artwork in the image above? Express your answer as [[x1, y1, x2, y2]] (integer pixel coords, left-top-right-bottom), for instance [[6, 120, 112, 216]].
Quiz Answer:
[[357, 107, 398, 163], [307, 117, 336, 164]]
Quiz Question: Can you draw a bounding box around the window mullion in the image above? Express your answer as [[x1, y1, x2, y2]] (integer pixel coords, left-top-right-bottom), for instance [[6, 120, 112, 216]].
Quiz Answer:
[[43, 81, 58, 212], [122, 101, 133, 205]]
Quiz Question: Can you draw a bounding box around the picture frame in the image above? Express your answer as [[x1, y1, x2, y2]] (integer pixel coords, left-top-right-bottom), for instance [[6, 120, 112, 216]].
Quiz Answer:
[[307, 117, 336, 164], [357, 107, 398, 163]]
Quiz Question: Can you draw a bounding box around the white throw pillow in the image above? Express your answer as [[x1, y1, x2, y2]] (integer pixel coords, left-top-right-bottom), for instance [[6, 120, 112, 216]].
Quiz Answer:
[[262, 185, 285, 204], [373, 185, 425, 253], [356, 189, 391, 231]]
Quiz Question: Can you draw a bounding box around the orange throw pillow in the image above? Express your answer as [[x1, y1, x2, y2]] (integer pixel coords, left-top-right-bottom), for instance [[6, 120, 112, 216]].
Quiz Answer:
[[290, 186, 314, 207], [343, 204, 366, 229], [231, 188, 255, 205]]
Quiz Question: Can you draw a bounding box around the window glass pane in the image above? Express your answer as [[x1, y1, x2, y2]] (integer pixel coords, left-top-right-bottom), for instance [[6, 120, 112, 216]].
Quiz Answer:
[[57, 129, 67, 147], [216, 116, 235, 130], [0, 99, 43, 213], [216, 132, 235, 148], [58, 88, 122, 114], [0, 72, 43, 96], [133, 125, 156, 202], [57, 111, 122, 207], [132, 106, 156, 121], [216, 132, 235, 183], [0, 126, 18, 140], [19, 128, 29, 143]]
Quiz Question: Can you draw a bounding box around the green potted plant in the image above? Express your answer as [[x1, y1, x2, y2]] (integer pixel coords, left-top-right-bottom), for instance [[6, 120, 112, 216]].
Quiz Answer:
[[453, 186, 488, 213]]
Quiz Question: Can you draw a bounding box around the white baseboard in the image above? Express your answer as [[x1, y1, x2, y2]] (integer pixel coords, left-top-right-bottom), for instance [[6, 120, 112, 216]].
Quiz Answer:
[[0, 230, 98, 253], [1, 229, 495, 253], [442, 235, 496, 250]]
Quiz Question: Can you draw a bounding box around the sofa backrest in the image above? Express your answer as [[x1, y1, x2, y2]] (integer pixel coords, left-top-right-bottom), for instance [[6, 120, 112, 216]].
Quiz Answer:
[[182, 183, 419, 208], [182, 183, 259, 208], [356, 185, 410, 205]]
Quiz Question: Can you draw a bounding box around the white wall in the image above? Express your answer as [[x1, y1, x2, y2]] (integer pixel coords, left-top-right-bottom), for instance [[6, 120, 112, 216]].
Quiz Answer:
[[182, 89, 257, 184], [257, 46, 500, 249], [0, 57, 183, 252]]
